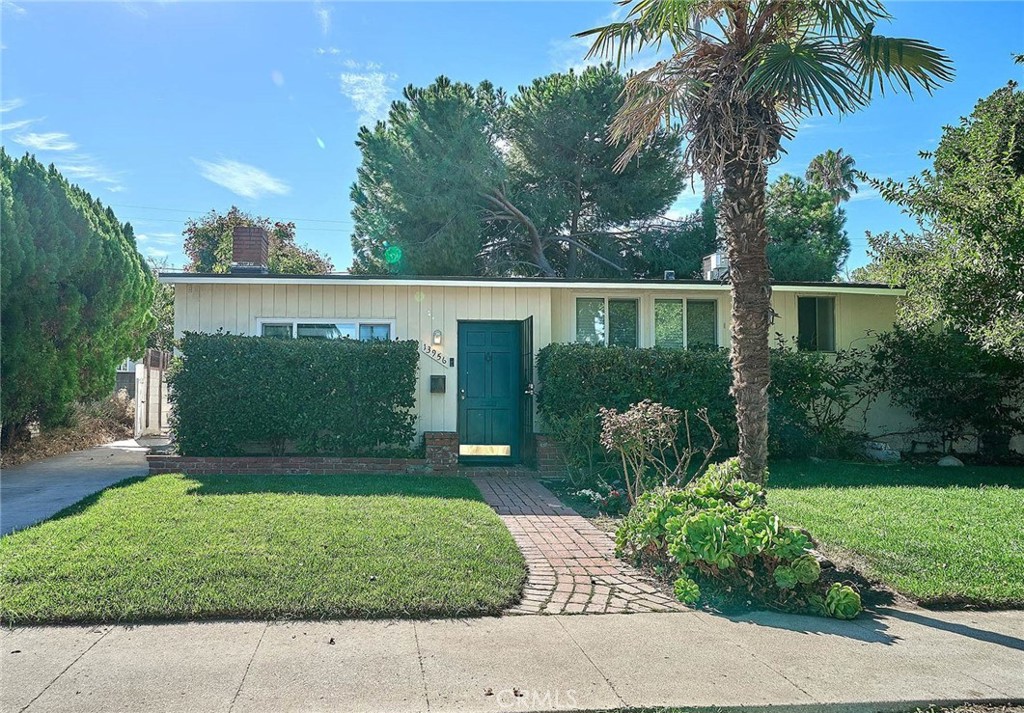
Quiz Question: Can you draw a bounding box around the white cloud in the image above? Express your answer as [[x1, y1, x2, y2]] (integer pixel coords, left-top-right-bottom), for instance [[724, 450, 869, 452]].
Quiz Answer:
[[14, 131, 77, 151], [0, 0, 26, 16], [314, 1, 331, 35], [0, 98, 24, 113], [58, 155, 126, 192], [0, 117, 39, 131], [193, 158, 291, 199], [316, 47, 341, 56], [339, 61, 396, 126]]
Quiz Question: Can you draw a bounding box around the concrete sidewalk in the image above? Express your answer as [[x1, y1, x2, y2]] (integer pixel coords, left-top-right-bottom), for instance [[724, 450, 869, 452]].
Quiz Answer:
[[0, 440, 148, 536], [3, 608, 1021, 713]]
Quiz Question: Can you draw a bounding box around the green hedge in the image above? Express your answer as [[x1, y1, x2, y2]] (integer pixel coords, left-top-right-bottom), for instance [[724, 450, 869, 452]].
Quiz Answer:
[[537, 343, 868, 472], [169, 333, 418, 456]]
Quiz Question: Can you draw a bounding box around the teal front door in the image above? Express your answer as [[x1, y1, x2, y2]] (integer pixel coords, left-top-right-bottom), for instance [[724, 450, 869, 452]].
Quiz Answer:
[[458, 321, 520, 462]]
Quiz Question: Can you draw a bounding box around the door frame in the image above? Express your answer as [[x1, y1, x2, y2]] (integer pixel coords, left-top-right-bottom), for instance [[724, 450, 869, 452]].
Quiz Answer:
[[456, 319, 523, 464]]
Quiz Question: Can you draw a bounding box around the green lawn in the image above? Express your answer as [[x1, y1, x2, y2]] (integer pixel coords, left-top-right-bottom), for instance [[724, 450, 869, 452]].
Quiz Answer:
[[0, 473, 527, 624], [768, 461, 1024, 608]]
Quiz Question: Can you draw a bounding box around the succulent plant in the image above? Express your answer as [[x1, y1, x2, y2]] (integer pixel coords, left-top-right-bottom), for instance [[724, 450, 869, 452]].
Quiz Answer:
[[824, 583, 862, 619]]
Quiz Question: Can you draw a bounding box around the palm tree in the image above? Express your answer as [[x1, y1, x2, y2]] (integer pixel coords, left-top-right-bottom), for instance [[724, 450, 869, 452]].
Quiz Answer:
[[579, 1, 952, 484], [806, 148, 859, 205]]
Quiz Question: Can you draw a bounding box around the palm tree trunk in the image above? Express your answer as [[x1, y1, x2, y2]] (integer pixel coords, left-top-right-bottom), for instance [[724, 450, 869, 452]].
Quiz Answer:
[[719, 156, 772, 485]]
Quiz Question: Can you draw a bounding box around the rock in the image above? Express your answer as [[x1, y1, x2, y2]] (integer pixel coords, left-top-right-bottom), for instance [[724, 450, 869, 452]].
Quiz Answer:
[[862, 440, 901, 463], [937, 455, 964, 467]]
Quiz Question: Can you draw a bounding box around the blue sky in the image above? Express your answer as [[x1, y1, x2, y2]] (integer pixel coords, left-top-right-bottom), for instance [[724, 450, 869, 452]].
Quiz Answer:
[[2, 1, 1022, 273]]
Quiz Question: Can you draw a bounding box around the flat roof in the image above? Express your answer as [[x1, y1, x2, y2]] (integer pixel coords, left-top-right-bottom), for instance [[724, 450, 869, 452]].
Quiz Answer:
[[158, 271, 904, 295]]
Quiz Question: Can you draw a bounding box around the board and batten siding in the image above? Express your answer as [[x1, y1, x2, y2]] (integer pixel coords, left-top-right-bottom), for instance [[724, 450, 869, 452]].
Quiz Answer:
[[174, 283, 552, 437]]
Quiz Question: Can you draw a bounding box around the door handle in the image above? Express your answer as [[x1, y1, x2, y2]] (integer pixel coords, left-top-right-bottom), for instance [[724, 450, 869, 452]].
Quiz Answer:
[[459, 388, 467, 401]]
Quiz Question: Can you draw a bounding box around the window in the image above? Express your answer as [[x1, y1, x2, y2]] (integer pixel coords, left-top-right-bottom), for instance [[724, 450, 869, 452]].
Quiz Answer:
[[261, 323, 293, 339], [797, 297, 835, 352], [687, 300, 718, 348], [259, 319, 392, 342], [654, 300, 684, 349], [655, 299, 718, 349], [575, 298, 638, 347]]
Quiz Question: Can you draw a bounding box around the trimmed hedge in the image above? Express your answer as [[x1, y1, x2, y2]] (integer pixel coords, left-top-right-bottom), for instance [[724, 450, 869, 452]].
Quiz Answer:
[[537, 343, 869, 469], [169, 333, 418, 456]]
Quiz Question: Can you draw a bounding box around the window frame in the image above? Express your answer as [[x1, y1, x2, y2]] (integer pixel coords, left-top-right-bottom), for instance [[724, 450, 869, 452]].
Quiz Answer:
[[796, 296, 837, 353], [573, 296, 641, 348], [255, 317, 397, 342], [654, 298, 719, 349]]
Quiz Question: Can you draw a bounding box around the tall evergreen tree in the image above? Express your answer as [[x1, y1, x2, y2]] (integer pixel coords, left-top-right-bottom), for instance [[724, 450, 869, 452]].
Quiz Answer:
[[767, 175, 850, 281], [806, 148, 859, 205], [350, 65, 687, 277], [1, 150, 156, 445]]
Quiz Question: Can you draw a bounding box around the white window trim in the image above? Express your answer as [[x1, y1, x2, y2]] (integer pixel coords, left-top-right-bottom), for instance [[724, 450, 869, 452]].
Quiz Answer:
[[573, 295, 642, 348], [654, 298, 719, 349], [255, 317, 398, 340]]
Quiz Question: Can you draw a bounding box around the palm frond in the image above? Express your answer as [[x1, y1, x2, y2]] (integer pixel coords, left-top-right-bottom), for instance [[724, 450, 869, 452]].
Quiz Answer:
[[848, 32, 954, 97], [576, 0, 706, 65], [746, 40, 866, 115], [804, 0, 892, 40], [609, 59, 705, 170]]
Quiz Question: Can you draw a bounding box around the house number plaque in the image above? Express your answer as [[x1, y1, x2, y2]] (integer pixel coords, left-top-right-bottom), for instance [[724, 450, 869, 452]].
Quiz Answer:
[[421, 343, 452, 367]]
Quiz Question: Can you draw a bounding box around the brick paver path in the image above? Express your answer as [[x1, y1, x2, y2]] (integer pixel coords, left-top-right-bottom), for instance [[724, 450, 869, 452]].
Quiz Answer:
[[474, 476, 689, 615]]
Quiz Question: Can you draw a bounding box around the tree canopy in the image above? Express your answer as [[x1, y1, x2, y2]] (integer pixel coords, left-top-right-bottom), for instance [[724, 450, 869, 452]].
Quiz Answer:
[[350, 65, 688, 277], [1, 150, 155, 443], [805, 149, 859, 206], [767, 174, 850, 281], [183, 206, 333, 274], [866, 78, 1024, 358]]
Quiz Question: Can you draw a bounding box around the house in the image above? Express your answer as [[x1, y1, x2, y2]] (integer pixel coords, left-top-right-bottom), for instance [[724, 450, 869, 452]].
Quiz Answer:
[[160, 226, 917, 464]]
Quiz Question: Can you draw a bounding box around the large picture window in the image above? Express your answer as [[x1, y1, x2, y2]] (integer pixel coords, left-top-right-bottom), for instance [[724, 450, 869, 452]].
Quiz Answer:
[[654, 299, 718, 349], [797, 297, 836, 352], [258, 319, 393, 342], [575, 298, 638, 347]]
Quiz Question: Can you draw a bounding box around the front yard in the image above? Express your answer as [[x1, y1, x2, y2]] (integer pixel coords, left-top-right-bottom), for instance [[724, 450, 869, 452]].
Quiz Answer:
[[0, 473, 526, 624], [768, 461, 1024, 608], [548, 460, 1024, 609]]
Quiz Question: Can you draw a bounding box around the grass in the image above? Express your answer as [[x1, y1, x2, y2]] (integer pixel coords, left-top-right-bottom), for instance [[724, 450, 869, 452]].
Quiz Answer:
[[768, 460, 1024, 608], [0, 473, 527, 624]]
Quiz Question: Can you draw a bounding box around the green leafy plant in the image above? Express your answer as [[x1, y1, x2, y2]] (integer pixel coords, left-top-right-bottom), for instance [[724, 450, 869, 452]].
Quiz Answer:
[[824, 583, 863, 620], [870, 326, 1024, 456], [537, 343, 873, 485], [616, 458, 861, 619], [169, 333, 418, 457]]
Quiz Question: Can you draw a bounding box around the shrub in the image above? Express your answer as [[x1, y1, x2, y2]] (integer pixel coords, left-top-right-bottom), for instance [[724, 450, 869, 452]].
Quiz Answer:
[[169, 333, 418, 456], [616, 458, 862, 619], [870, 326, 1024, 456], [537, 343, 871, 485], [599, 400, 720, 504]]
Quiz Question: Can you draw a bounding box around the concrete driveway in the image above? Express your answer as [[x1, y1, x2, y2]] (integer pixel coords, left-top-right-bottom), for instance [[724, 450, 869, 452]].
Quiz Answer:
[[1, 439, 148, 535]]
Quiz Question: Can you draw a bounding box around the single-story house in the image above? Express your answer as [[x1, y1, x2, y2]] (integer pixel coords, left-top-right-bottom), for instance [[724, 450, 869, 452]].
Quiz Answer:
[[158, 226, 940, 464]]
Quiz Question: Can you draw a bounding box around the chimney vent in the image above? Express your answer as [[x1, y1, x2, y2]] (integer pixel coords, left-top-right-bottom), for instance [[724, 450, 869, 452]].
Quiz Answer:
[[663, 270, 676, 281], [231, 225, 269, 274]]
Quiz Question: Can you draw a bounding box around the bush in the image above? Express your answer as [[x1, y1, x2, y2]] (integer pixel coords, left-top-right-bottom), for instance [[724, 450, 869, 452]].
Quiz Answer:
[[599, 400, 720, 504], [537, 343, 871, 485], [870, 326, 1024, 456], [169, 333, 418, 456], [615, 458, 862, 619]]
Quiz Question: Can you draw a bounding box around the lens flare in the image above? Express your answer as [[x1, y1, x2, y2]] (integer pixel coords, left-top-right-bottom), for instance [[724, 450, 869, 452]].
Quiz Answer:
[[383, 245, 402, 264]]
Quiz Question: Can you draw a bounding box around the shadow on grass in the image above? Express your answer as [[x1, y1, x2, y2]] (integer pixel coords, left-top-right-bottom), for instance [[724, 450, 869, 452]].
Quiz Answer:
[[185, 472, 486, 502], [769, 460, 1024, 490]]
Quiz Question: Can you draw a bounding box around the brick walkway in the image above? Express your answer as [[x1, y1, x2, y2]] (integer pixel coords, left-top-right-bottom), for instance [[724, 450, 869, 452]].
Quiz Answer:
[[473, 476, 689, 615]]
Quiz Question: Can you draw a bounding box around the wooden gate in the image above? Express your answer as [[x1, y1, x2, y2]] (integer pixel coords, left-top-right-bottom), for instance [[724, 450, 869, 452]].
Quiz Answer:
[[134, 349, 171, 438]]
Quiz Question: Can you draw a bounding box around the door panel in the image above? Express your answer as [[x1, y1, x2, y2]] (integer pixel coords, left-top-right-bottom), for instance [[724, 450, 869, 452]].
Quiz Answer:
[[458, 321, 521, 462]]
